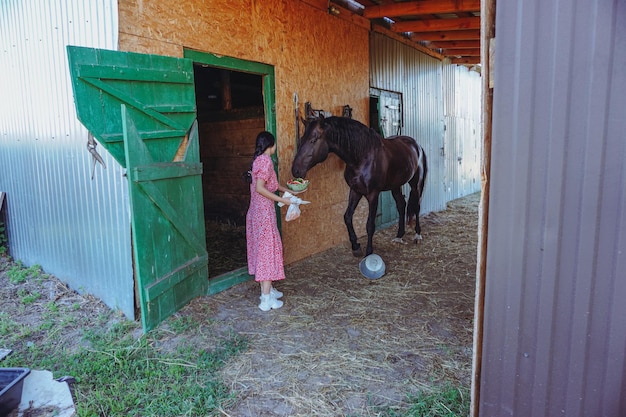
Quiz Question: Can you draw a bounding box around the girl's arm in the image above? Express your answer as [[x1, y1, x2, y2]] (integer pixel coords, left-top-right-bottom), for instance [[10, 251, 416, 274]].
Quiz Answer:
[[256, 179, 293, 205]]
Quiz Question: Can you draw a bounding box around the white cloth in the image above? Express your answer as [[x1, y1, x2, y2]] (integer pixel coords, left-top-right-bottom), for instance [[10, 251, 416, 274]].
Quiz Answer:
[[278, 192, 310, 221], [277, 192, 310, 207]]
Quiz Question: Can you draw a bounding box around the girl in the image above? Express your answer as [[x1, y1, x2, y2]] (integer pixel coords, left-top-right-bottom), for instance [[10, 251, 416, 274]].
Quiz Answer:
[[245, 131, 303, 311]]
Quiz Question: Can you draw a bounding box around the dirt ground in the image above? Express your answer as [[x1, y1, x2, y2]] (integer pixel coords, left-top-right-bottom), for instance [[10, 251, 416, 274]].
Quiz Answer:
[[188, 192, 479, 416], [1, 192, 479, 417]]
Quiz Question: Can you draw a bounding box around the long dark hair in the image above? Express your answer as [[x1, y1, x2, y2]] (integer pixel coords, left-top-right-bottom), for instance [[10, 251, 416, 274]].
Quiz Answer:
[[244, 131, 276, 184]]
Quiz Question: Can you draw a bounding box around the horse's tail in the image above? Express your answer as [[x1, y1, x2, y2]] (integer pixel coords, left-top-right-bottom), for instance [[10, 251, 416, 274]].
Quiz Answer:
[[419, 145, 427, 197], [407, 144, 427, 222]]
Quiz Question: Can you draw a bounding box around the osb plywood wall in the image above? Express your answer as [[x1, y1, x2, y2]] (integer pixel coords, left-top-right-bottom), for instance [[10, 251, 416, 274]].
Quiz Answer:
[[118, 0, 370, 264]]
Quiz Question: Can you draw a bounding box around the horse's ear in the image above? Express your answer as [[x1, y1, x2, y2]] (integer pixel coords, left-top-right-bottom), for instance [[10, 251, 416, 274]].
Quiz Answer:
[[301, 116, 309, 127]]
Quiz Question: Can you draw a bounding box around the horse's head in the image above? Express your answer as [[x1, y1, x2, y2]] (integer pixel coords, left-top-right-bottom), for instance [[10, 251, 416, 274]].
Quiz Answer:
[[291, 117, 330, 178]]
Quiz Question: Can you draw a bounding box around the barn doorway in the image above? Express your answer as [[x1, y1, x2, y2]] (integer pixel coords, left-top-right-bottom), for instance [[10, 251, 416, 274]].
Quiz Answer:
[[193, 64, 263, 278], [185, 49, 277, 291]]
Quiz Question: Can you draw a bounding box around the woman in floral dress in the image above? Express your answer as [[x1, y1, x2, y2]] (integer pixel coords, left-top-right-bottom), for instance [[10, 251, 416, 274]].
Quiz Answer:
[[245, 131, 302, 311]]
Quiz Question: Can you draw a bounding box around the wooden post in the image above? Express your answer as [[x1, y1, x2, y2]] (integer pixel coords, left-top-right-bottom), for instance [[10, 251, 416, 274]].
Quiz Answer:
[[471, 0, 496, 416]]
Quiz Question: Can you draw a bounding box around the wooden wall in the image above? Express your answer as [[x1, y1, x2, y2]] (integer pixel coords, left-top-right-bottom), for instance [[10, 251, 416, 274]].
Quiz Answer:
[[198, 118, 265, 225], [117, 0, 370, 264]]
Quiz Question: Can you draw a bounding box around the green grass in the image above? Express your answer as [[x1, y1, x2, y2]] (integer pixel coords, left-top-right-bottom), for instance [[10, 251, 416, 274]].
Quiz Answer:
[[404, 384, 469, 417], [17, 287, 41, 304], [371, 384, 470, 417], [0, 312, 18, 336], [7, 262, 45, 284], [0, 260, 250, 416], [2, 318, 248, 416]]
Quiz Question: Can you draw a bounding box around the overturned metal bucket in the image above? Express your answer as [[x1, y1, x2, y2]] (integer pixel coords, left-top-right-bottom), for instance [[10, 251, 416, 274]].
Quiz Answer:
[[359, 254, 386, 279]]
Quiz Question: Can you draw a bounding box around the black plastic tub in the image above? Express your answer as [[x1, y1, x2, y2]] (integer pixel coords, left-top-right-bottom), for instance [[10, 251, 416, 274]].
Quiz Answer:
[[0, 368, 30, 416]]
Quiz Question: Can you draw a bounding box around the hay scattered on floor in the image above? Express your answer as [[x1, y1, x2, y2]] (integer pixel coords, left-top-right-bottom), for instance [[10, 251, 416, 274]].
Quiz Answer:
[[186, 192, 480, 417], [205, 220, 247, 277]]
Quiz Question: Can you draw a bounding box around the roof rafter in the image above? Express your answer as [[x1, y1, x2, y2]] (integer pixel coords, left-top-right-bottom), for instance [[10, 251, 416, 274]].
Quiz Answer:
[[392, 16, 480, 33], [451, 56, 480, 65], [410, 29, 480, 41], [363, 0, 480, 18], [440, 48, 481, 56], [330, 0, 482, 65], [427, 40, 481, 49]]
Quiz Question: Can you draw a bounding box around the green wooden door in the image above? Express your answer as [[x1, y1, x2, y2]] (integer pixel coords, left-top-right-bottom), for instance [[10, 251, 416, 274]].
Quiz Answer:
[[67, 46, 207, 331]]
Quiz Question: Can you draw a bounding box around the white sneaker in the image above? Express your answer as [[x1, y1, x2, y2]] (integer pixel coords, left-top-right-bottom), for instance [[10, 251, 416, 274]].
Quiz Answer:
[[270, 286, 283, 299], [259, 286, 283, 300], [259, 294, 283, 311]]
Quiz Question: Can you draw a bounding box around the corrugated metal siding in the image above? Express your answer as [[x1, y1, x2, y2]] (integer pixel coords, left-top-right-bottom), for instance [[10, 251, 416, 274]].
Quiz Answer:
[[0, 0, 135, 319], [480, 0, 626, 416], [370, 32, 482, 215], [443, 64, 482, 200]]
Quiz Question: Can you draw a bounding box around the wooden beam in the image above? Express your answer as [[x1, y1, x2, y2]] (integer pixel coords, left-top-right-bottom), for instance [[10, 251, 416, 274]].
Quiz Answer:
[[302, 0, 371, 30], [372, 24, 445, 61], [441, 48, 481, 56], [363, 0, 480, 18], [450, 56, 480, 65], [393, 16, 480, 33], [428, 40, 481, 49], [410, 29, 480, 41]]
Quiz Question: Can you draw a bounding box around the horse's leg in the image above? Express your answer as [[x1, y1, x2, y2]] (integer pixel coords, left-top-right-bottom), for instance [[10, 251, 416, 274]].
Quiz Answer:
[[364, 193, 380, 256], [407, 173, 425, 243], [413, 192, 423, 242], [344, 189, 363, 257], [391, 187, 408, 245]]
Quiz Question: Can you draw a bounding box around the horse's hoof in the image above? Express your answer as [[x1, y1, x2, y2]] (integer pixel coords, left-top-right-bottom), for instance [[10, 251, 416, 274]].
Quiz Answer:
[[413, 234, 423, 243], [392, 237, 407, 245]]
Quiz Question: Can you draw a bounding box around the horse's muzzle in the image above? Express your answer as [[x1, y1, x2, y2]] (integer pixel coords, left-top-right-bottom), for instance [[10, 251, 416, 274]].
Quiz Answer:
[[291, 166, 306, 179]]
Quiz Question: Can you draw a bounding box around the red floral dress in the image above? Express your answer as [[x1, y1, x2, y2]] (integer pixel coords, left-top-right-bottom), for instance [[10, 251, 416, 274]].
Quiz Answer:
[[246, 154, 285, 282]]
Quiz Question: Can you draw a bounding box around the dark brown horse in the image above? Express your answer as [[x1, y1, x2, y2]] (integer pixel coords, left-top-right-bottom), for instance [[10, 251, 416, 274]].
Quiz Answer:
[[291, 116, 427, 257]]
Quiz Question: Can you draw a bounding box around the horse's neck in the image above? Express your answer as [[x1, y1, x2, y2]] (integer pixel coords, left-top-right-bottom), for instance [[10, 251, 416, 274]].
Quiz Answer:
[[328, 128, 376, 166], [328, 140, 359, 166]]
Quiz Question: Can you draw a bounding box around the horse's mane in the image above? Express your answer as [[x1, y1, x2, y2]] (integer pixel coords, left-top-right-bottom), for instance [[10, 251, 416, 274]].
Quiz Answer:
[[321, 117, 383, 161]]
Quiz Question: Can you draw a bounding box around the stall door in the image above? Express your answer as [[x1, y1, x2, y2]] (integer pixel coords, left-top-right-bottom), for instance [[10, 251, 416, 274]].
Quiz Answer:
[[67, 46, 207, 331], [378, 91, 403, 138]]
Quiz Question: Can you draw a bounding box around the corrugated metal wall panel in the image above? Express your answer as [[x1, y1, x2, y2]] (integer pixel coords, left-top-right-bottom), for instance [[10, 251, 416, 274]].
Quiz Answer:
[[370, 32, 481, 215], [443, 64, 482, 201], [0, 0, 135, 319], [370, 32, 446, 214], [480, 0, 626, 416]]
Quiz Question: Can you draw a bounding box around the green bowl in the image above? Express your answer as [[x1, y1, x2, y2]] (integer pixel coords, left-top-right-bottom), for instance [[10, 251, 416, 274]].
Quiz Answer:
[[287, 179, 309, 191]]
